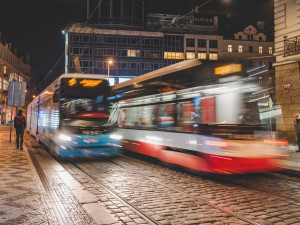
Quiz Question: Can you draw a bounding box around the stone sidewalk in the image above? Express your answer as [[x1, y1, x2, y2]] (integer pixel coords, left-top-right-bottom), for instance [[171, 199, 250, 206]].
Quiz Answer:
[[0, 126, 118, 225]]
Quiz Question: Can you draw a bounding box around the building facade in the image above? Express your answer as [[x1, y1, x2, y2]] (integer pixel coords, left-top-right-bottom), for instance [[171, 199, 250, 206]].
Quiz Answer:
[[274, 0, 300, 143], [223, 25, 275, 89], [65, 1, 274, 89], [0, 42, 31, 124]]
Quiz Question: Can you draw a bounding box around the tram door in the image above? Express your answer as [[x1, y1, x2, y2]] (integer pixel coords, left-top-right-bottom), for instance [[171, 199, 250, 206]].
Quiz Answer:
[[201, 97, 216, 123]]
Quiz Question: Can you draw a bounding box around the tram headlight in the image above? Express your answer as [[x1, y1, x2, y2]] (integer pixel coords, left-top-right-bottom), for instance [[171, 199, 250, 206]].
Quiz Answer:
[[109, 134, 123, 140], [59, 134, 72, 142]]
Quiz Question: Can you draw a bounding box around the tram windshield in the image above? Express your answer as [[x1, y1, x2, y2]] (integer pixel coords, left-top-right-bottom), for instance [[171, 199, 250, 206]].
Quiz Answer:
[[60, 78, 110, 129]]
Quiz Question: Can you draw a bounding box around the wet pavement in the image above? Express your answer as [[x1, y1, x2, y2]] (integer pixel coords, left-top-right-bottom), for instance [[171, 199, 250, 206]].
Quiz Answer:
[[0, 125, 300, 225]]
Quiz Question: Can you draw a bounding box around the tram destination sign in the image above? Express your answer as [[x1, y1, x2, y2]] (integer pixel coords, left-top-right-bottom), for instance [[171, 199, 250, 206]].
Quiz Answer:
[[61, 78, 110, 98]]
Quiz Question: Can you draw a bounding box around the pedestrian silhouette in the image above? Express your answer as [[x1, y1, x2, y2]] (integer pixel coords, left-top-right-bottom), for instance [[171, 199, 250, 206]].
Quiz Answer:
[[294, 113, 300, 152], [14, 110, 26, 150]]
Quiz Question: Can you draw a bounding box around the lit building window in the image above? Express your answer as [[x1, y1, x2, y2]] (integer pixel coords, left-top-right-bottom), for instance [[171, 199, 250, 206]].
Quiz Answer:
[[3, 79, 8, 91], [198, 52, 207, 60], [269, 47, 273, 55], [238, 45, 243, 53], [127, 49, 140, 57], [269, 77, 273, 86], [209, 53, 218, 60], [119, 78, 131, 83], [0, 77, 2, 90], [4, 65, 6, 74], [186, 52, 195, 59], [259, 46, 263, 54], [164, 52, 184, 59], [259, 77, 263, 85], [228, 45, 232, 52], [108, 78, 115, 86]]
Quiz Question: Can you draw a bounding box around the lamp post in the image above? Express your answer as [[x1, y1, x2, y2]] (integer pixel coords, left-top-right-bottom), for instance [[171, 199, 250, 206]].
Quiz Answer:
[[107, 60, 113, 80]]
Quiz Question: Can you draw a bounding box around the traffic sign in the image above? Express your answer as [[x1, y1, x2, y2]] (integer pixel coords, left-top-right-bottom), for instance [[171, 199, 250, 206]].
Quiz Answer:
[[269, 97, 273, 109], [19, 82, 26, 106], [7, 81, 26, 106], [13, 81, 21, 106], [7, 81, 14, 106]]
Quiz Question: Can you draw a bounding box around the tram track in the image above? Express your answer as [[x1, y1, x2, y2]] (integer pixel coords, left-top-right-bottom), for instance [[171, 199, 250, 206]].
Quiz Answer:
[[205, 172, 300, 205], [109, 155, 300, 223], [26, 144, 74, 225], [70, 159, 261, 225], [121, 153, 300, 205], [109, 160, 262, 224], [71, 162, 160, 225]]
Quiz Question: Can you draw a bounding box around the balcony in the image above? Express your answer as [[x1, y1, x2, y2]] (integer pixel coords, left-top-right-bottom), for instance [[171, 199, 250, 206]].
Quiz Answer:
[[284, 36, 300, 61]]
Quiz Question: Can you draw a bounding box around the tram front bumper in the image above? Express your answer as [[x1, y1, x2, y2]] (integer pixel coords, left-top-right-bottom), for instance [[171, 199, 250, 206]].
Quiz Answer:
[[56, 133, 122, 158]]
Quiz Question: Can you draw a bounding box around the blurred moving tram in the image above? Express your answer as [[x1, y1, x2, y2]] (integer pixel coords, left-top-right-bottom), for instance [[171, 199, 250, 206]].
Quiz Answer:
[[109, 59, 287, 174], [27, 73, 121, 159]]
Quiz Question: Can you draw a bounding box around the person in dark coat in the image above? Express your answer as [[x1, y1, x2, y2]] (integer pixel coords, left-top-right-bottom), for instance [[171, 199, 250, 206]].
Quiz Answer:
[[14, 110, 26, 150], [295, 113, 300, 152]]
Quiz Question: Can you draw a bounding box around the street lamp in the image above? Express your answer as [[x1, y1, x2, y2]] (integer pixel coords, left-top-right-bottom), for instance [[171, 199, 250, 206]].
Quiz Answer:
[[107, 60, 113, 79]]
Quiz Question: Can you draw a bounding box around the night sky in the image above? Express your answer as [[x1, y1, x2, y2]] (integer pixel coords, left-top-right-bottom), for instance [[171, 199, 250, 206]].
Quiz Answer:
[[0, 0, 273, 91]]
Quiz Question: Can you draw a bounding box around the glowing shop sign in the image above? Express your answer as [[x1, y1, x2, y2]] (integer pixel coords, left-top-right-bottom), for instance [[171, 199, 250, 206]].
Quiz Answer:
[[69, 78, 77, 86], [214, 64, 242, 75], [80, 79, 103, 87]]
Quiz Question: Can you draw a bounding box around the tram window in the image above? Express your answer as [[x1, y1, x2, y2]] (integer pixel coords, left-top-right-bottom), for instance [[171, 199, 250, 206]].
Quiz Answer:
[[177, 101, 200, 132], [123, 105, 157, 128], [158, 104, 175, 128], [178, 101, 196, 123]]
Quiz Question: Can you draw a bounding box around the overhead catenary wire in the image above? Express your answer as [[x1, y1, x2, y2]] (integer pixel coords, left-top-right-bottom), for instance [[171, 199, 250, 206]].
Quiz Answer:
[[32, 0, 104, 94], [33, 0, 214, 93], [82, 0, 215, 74]]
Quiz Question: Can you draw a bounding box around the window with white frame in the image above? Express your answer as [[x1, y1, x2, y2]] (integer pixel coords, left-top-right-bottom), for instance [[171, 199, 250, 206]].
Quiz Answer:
[[198, 52, 207, 60], [228, 45, 232, 52], [269, 47, 273, 55], [186, 52, 195, 59], [238, 45, 243, 53], [259, 46, 263, 54], [209, 53, 218, 60]]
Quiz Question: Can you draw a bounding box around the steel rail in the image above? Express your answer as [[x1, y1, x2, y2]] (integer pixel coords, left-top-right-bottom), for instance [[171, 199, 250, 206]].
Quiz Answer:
[[110, 160, 261, 225], [26, 145, 73, 225], [71, 163, 160, 225]]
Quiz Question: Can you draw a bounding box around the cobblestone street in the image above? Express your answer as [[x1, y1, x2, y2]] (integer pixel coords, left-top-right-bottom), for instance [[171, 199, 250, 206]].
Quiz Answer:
[[1, 125, 300, 224]]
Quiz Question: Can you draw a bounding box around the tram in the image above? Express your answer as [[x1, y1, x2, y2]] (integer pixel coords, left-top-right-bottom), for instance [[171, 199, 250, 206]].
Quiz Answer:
[[109, 59, 287, 174], [27, 73, 121, 158]]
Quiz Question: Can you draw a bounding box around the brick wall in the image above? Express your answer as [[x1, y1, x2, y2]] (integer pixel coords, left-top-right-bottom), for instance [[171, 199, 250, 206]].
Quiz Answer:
[[275, 62, 300, 143]]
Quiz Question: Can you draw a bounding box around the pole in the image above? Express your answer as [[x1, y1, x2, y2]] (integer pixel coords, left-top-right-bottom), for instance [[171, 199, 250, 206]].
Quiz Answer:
[[9, 105, 13, 143], [9, 82, 14, 143], [108, 64, 110, 80]]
